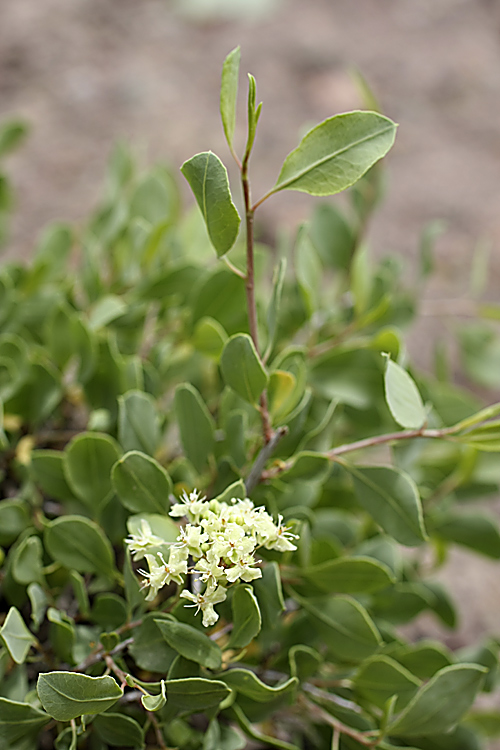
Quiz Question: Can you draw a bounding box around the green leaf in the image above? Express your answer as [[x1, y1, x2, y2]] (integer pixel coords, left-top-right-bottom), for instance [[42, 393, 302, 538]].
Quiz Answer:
[[92, 594, 128, 631], [295, 593, 381, 663], [0, 697, 50, 743], [166, 677, 231, 711], [354, 655, 421, 711], [154, 618, 222, 670], [451, 401, 500, 432], [47, 608, 76, 664], [31, 450, 76, 502], [220, 333, 268, 405], [456, 419, 500, 452], [295, 224, 322, 318], [64, 433, 121, 513], [11, 535, 44, 585], [213, 479, 247, 504], [174, 383, 216, 472], [112, 451, 172, 514], [27, 583, 48, 631], [37, 672, 123, 722], [127, 513, 179, 544], [230, 703, 300, 750], [0, 608, 36, 665], [219, 669, 297, 702], [431, 512, 500, 559], [129, 614, 177, 673], [69, 571, 90, 618], [348, 465, 427, 547], [0, 500, 30, 546], [118, 390, 160, 456], [301, 556, 396, 594], [280, 451, 330, 481], [181, 151, 240, 257], [193, 317, 228, 359], [273, 111, 397, 196], [253, 562, 285, 631], [388, 640, 454, 681], [288, 645, 322, 682], [44, 516, 116, 577], [265, 258, 287, 358], [88, 294, 127, 330], [384, 358, 426, 429], [310, 202, 355, 271], [387, 664, 486, 737], [220, 46, 240, 149], [228, 585, 262, 649], [93, 712, 145, 747], [141, 679, 167, 711]]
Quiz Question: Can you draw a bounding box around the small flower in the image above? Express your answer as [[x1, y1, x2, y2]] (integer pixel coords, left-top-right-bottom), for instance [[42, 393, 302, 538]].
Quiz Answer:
[[125, 519, 164, 561], [138, 550, 187, 601], [169, 489, 208, 522], [175, 524, 208, 558], [180, 584, 227, 627], [225, 554, 262, 583], [265, 514, 299, 552], [194, 551, 225, 587]]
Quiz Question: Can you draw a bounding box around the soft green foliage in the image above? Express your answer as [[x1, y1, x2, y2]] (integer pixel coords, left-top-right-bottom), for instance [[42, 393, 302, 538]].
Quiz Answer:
[[0, 48, 500, 750]]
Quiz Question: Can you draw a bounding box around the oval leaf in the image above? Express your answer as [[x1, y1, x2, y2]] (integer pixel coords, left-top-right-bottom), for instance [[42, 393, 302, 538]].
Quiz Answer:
[[154, 618, 222, 671], [93, 712, 144, 747], [348, 465, 427, 547], [112, 451, 172, 514], [301, 556, 396, 594], [220, 334, 268, 406], [220, 46, 240, 148], [174, 383, 216, 473], [166, 677, 230, 711], [384, 358, 426, 429], [273, 111, 397, 196], [294, 592, 381, 664], [118, 390, 160, 456], [0, 698, 50, 743], [181, 151, 240, 257], [44, 516, 116, 577], [64, 433, 121, 512], [388, 664, 486, 738], [354, 655, 421, 711], [37, 672, 123, 721], [228, 585, 262, 649]]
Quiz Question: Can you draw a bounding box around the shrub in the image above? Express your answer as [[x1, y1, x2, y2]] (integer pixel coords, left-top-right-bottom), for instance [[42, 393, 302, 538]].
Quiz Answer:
[[1, 47, 500, 750]]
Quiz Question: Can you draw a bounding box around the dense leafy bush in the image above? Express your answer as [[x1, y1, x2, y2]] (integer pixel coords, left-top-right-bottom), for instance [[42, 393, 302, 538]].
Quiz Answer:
[[1, 48, 500, 749]]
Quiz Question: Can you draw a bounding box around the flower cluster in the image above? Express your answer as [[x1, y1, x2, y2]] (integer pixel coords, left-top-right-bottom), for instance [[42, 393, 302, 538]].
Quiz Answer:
[[126, 490, 298, 627]]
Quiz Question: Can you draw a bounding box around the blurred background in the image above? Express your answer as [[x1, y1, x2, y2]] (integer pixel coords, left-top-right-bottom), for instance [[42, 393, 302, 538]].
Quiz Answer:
[[2, 0, 500, 692]]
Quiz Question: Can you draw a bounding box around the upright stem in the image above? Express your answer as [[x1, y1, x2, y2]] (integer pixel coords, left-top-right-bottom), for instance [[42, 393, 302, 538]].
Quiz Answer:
[[242, 155, 272, 443]]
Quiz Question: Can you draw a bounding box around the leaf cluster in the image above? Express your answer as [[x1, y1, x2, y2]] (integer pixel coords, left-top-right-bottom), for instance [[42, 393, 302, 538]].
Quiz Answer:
[[0, 49, 499, 750]]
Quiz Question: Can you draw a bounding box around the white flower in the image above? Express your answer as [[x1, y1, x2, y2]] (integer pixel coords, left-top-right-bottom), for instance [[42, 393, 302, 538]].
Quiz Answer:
[[175, 525, 208, 558], [180, 584, 227, 627], [125, 519, 165, 561], [138, 550, 188, 601], [194, 551, 225, 586], [225, 555, 262, 583], [169, 489, 208, 522], [265, 514, 298, 552]]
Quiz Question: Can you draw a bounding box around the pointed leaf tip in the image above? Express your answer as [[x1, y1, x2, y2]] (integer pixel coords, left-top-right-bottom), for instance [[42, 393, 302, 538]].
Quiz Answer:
[[274, 110, 397, 197]]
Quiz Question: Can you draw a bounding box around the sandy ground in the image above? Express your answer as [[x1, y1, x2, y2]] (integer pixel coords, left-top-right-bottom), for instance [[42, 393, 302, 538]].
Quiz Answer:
[[2, 0, 500, 741]]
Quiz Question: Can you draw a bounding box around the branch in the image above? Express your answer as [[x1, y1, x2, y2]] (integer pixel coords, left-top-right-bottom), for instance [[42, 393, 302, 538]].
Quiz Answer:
[[328, 425, 457, 458], [245, 426, 288, 494], [261, 426, 457, 483]]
